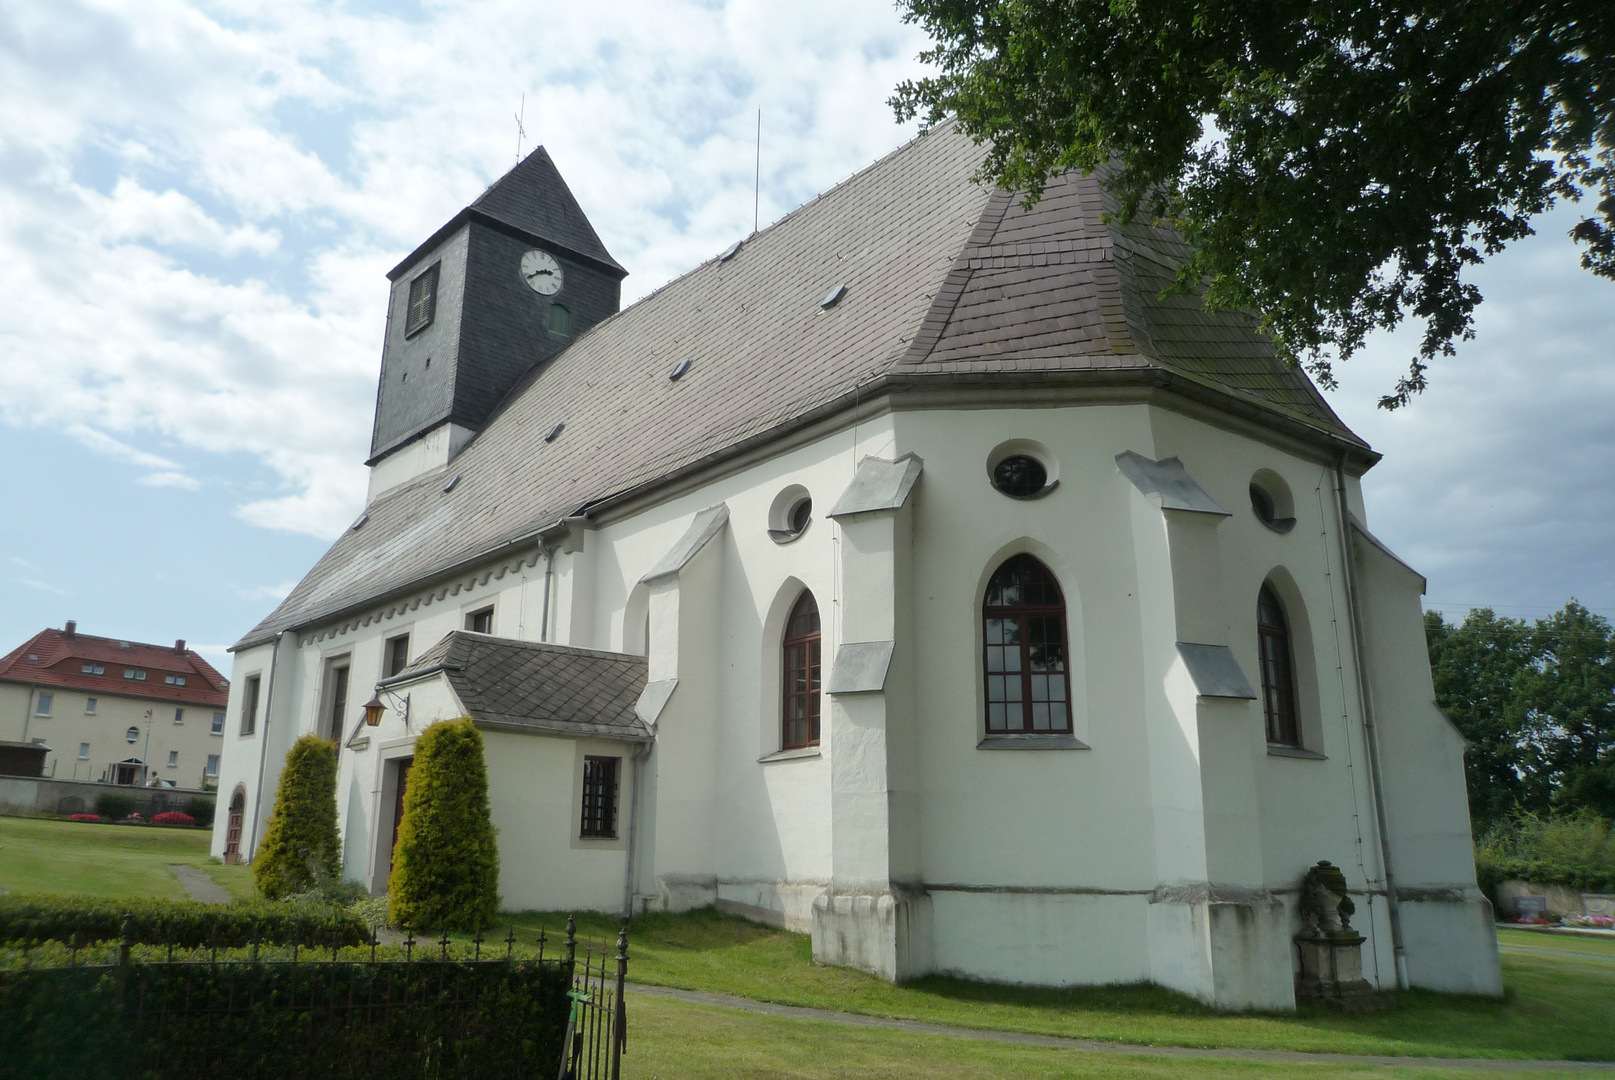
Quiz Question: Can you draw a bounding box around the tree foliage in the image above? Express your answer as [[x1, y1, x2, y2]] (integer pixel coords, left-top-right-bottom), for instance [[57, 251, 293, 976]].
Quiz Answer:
[[892, 0, 1615, 405], [1425, 601, 1615, 830], [388, 718, 500, 932], [253, 735, 342, 901]]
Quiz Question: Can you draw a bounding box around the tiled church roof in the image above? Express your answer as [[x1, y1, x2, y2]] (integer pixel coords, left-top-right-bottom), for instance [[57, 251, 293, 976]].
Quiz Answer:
[[238, 123, 1368, 649]]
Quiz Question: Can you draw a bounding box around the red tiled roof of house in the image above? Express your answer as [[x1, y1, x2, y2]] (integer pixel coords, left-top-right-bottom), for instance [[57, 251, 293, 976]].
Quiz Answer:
[[0, 624, 229, 707]]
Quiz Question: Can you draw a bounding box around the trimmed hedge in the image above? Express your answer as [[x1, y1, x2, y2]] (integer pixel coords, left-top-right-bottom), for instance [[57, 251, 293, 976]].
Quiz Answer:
[[0, 896, 370, 949], [0, 956, 568, 1080], [390, 718, 500, 931], [93, 793, 136, 820], [253, 735, 341, 900], [1475, 809, 1615, 896]]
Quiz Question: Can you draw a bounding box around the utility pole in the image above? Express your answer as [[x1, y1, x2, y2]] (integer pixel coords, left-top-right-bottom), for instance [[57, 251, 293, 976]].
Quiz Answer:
[[141, 708, 153, 787]]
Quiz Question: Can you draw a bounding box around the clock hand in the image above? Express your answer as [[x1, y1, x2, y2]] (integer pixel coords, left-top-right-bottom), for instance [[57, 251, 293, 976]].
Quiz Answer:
[[525, 268, 553, 279]]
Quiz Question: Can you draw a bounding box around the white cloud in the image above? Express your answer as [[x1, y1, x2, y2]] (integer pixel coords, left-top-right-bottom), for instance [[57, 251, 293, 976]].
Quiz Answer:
[[18, 578, 68, 595], [233, 580, 299, 604], [137, 470, 203, 490], [0, 0, 930, 542]]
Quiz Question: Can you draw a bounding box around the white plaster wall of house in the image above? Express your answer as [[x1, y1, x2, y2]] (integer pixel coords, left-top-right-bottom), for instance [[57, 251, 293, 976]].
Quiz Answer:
[[210, 635, 300, 861], [0, 683, 224, 788]]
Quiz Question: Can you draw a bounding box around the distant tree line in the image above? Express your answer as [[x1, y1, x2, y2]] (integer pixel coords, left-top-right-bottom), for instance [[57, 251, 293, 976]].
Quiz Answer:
[[1425, 602, 1615, 833]]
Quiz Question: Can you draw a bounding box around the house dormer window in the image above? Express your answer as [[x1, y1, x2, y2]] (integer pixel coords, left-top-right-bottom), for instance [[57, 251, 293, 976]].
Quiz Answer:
[[405, 263, 440, 337]]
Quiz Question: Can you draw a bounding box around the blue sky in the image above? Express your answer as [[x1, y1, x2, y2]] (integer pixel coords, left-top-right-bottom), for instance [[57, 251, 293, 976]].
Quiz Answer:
[[2, 0, 1612, 670]]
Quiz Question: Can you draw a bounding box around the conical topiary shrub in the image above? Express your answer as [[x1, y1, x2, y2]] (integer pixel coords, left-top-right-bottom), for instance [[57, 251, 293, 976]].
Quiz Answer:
[[388, 717, 500, 931], [252, 734, 341, 899]]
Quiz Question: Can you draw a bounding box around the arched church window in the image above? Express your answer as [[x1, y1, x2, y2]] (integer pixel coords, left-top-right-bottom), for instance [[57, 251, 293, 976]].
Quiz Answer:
[[1258, 585, 1301, 746], [982, 554, 1071, 734], [782, 591, 822, 749]]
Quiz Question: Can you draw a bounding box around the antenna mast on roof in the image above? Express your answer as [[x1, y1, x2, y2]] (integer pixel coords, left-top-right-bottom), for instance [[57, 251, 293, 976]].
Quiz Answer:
[[514, 94, 527, 165], [753, 108, 761, 235]]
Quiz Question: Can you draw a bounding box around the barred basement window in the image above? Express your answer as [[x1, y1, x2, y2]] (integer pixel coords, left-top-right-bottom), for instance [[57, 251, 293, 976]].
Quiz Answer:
[[580, 756, 621, 839], [405, 263, 440, 337]]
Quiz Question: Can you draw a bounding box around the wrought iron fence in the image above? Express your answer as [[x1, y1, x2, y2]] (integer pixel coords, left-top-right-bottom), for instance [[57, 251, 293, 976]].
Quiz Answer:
[[0, 914, 628, 1080]]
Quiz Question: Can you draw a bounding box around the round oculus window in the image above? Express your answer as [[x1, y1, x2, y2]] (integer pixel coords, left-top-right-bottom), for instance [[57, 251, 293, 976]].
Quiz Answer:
[[125, 726, 140, 744], [788, 496, 812, 535], [992, 454, 1048, 498], [1250, 483, 1276, 524]]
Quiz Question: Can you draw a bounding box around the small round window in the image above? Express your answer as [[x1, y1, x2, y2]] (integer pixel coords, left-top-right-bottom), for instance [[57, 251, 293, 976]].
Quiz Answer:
[[125, 726, 140, 744], [993, 455, 1048, 498], [768, 485, 813, 544], [1249, 470, 1297, 534]]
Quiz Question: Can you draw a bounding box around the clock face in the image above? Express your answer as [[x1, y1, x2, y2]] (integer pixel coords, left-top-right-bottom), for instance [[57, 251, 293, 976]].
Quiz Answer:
[[520, 249, 564, 295]]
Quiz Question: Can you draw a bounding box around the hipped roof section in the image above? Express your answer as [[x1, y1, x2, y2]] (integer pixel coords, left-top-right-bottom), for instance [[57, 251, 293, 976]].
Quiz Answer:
[[238, 123, 1365, 650], [402, 632, 650, 742]]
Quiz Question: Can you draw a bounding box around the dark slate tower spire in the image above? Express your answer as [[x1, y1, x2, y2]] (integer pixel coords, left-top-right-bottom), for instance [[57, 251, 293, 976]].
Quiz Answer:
[[367, 148, 627, 500]]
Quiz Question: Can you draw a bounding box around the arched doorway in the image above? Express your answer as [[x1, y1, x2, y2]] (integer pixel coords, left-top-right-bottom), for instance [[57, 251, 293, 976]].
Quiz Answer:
[[223, 785, 246, 865]]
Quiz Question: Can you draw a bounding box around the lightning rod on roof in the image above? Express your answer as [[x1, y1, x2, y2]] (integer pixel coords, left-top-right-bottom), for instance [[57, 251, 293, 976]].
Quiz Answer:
[[514, 94, 527, 164], [754, 108, 761, 236]]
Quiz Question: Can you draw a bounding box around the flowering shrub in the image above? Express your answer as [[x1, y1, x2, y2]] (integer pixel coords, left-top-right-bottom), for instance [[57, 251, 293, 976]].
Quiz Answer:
[[1563, 914, 1615, 929], [67, 814, 101, 823], [151, 811, 196, 827]]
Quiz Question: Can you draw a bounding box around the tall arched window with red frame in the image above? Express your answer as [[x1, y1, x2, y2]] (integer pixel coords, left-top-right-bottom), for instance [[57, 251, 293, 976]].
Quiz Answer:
[[782, 591, 822, 749], [1257, 584, 1301, 747], [982, 554, 1071, 734]]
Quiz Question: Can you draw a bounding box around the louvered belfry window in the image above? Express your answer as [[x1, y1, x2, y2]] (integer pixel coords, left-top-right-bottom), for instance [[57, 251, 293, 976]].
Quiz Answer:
[[580, 756, 620, 839], [983, 554, 1071, 734], [404, 263, 439, 336], [781, 591, 822, 750], [1258, 585, 1301, 746]]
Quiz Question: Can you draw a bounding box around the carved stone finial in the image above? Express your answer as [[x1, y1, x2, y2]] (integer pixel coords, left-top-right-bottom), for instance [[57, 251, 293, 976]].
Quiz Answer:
[[1299, 860, 1356, 936]]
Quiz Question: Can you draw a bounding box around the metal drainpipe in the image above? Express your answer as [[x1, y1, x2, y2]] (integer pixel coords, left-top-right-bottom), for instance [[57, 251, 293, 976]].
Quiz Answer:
[[621, 742, 649, 919], [1333, 456, 1409, 989], [245, 630, 287, 862], [538, 545, 556, 643]]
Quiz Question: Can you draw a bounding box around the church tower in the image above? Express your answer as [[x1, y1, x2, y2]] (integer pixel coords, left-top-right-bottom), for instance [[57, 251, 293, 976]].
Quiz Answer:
[[366, 148, 627, 502]]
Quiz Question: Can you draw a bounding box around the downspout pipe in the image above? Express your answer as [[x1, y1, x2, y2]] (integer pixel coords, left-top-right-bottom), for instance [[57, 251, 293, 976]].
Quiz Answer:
[[1334, 456, 1409, 989], [245, 630, 287, 862], [621, 741, 650, 919], [538, 544, 556, 643]]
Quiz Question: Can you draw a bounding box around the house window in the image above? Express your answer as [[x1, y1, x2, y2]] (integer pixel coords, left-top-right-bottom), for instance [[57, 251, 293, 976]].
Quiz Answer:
[[1258, 585, 1301, 747], [241, 675, 261, 736], [580, 756, 621, 839], [81, 663, 104, 675], [781, 591, 822, 750], [165, 674, 187, 686], [167, 751, 179, 768], [34, 693, 52, 716], [78, 743, 90, 760], [465, 607, 494, 634], [385, 635, 411, 678], [174, 708, 185, 724], [982, 554, 1071, 734], [211, 712, 224, 734], [85, 697, 97, 714], [125, 726, 140, 744], [405, 263, 439, 336], [124, 668, 146, 681], [324, 659, 351, 742], [206, 754, 220, 777]]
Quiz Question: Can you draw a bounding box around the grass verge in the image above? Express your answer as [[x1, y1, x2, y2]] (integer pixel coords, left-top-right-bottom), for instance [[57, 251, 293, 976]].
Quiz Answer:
[[501, 909, 1615, 1063], [0, 816, 254, 901], [622, 993, 1598, 1079]]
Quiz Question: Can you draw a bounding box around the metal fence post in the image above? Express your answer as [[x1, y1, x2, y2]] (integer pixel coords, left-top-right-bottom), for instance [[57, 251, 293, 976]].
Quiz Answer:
[[115, 914, 133, 1001], [610, 926, 628, 1080]]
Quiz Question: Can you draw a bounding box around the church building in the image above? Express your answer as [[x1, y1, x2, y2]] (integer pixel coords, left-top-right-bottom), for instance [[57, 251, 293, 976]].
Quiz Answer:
[[212, 124, 1501, 1009]]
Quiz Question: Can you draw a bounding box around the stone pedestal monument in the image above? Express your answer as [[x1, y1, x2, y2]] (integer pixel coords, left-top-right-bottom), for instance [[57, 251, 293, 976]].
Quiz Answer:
[[1294, 860, 1380, 1012]]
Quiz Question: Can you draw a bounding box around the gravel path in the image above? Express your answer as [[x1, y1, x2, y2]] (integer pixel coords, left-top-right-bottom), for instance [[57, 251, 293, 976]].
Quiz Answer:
[[168, 864, 232, 904]]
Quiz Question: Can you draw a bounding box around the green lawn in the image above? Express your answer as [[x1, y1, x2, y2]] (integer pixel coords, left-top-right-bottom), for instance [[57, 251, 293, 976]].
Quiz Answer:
[[623, 993, 1597, 1080], [0, 816, 254, 901], [505, 909, 1615, 1064]]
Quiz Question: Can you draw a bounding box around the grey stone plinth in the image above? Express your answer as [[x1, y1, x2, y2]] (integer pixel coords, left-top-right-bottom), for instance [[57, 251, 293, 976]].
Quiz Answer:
[[1294, 932, 1381, 1012]]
